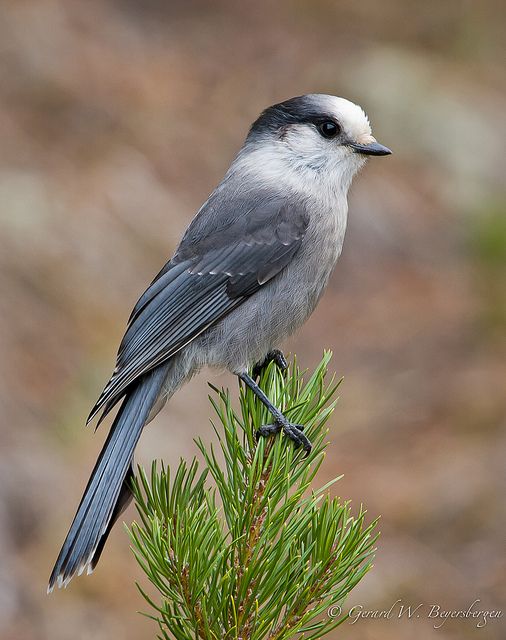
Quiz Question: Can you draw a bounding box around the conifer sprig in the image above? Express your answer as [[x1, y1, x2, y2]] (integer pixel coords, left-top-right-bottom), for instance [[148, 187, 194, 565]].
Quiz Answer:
[[128, 352, 378, 640]]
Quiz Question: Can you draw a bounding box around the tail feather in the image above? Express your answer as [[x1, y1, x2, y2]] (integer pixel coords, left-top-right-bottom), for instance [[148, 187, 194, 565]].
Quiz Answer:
[[90, 465, 135, 571], [48, 365, 168, 592]]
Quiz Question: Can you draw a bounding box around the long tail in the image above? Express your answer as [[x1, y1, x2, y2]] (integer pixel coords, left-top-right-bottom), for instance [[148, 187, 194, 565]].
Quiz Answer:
[[48, 364, 168, 592]]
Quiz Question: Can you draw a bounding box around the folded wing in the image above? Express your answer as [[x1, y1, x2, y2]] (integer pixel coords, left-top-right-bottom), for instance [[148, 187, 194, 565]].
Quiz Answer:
[[87, 198, 309, 424]]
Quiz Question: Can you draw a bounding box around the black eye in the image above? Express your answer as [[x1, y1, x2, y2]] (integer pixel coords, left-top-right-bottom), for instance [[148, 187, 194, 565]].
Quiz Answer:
[[318, 121, 341, 139]]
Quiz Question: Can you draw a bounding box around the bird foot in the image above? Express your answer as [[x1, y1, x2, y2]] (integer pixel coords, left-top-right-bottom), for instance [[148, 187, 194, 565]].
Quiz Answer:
[[252, 349, 288, 379], [256, 419, 312, 455]]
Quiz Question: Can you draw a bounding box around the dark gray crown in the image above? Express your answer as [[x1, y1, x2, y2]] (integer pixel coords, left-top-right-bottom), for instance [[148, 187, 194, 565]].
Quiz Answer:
[[248, 95, 337, 138]]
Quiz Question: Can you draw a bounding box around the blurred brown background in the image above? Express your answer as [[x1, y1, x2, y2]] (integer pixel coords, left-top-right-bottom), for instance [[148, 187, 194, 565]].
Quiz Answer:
[[0, 1, 505, 639]]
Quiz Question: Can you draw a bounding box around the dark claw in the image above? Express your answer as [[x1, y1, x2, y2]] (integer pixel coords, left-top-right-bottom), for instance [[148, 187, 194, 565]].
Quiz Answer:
[[252, 350, 288, 379], [256, 420, 312, 455], [270, 350, 288, 372], [283, 423, 312, 455]]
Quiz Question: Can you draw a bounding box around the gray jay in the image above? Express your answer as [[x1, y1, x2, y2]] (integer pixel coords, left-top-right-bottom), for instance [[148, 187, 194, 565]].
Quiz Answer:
[[48, 94, 391, 591]]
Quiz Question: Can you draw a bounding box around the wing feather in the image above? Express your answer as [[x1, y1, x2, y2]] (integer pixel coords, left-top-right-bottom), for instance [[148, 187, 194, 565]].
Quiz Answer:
[[87, 198, 309, 424]]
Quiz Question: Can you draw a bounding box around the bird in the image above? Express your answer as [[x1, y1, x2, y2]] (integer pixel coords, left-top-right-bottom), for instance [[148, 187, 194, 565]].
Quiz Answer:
[[48, 94, 391, 592]]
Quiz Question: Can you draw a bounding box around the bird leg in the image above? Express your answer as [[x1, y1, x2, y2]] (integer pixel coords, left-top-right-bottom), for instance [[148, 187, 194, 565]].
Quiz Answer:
[[252, 349, 288, 379], [238, 372, 312, 454]]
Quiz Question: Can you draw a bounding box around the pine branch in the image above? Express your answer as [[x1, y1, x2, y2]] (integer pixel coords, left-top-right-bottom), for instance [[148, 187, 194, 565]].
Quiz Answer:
[[128, 352, 378, 640]]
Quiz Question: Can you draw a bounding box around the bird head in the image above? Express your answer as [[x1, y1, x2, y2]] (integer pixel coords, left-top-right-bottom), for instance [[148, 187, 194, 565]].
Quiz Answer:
[[243, 94, 391, 192]]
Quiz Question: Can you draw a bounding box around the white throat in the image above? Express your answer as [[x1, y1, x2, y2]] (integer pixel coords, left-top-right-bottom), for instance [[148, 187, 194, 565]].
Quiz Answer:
[[231, 141, 365, 207]]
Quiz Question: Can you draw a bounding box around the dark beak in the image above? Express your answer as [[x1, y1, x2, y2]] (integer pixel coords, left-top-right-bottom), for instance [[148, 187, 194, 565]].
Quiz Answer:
[[349, 141, 392, 156]]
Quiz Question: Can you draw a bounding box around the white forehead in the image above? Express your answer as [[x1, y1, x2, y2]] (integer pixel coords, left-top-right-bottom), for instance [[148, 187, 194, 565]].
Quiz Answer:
[[312, 94, 371, 137]]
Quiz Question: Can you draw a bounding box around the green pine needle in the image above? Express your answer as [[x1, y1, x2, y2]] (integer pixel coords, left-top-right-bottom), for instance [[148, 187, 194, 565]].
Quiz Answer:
[[128, 352, 378, 640]]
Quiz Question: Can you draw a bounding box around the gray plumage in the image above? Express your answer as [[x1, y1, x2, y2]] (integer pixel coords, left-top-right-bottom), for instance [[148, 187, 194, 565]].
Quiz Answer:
[[48, 94, 391, 591]]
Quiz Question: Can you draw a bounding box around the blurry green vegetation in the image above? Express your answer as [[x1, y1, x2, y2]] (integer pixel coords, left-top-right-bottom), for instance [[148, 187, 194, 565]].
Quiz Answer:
[[471, 202, 506, 267], [468, 203, 506, 334]]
